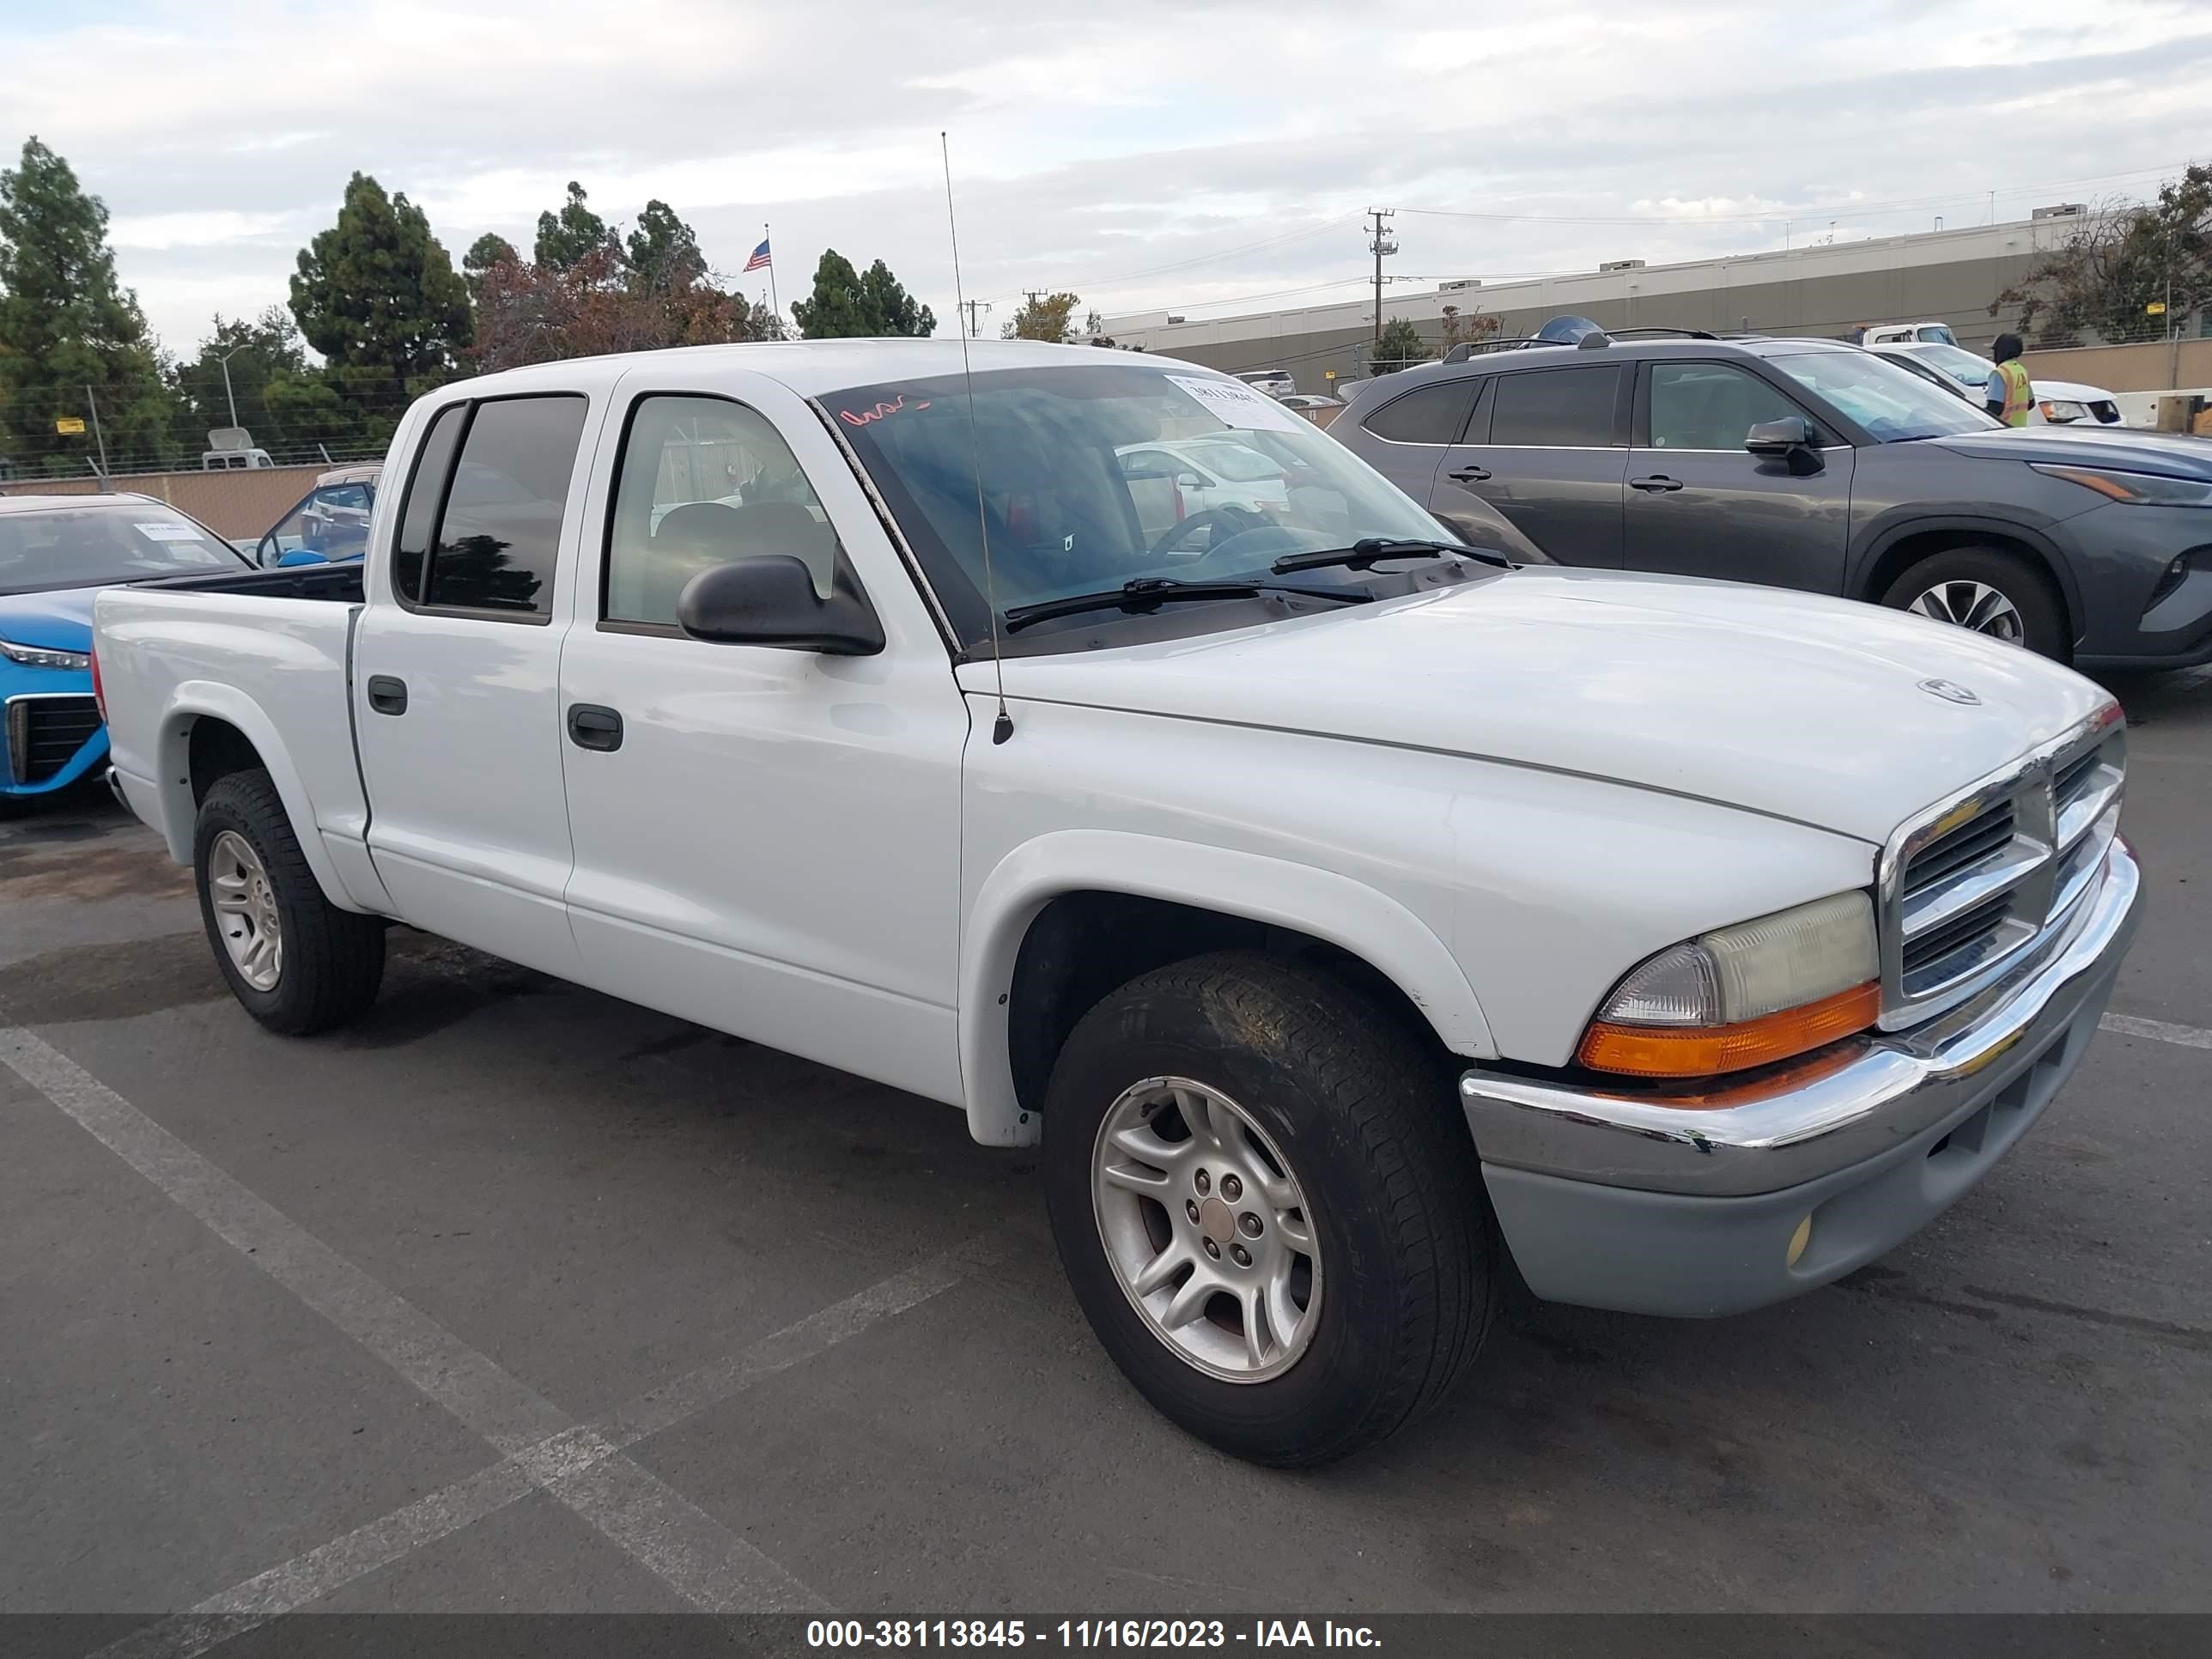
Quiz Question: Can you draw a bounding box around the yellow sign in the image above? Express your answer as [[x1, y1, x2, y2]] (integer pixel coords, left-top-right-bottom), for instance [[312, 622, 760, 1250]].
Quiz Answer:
[[54, 416, 86, 435], [2148, 301, 2168, 315], [1324, 369, 1337, 381]]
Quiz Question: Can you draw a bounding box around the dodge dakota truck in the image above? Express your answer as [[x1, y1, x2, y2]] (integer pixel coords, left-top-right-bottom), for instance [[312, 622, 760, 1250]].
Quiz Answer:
[[92, 340, 2141, 1465]]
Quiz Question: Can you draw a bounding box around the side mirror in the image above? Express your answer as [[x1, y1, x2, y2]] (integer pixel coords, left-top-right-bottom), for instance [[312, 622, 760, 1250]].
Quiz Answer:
[[1176, 472, 1204, 489], [1745, 416, 1825, 473], [676, 554, 884, 656], [1744, 416, 1816, 455]]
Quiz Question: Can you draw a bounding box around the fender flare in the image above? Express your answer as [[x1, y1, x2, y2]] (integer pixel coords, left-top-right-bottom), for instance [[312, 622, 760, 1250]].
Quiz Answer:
[[958, 830, 1496, 1148], [152, 682, 372, 914], [1850, 512, 2084, 636]]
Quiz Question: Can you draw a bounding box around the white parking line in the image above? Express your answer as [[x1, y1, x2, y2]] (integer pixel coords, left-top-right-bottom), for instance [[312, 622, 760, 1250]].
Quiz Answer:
[[0, 1026, 993, 1644], [2100, 1012, 2212, 1050]]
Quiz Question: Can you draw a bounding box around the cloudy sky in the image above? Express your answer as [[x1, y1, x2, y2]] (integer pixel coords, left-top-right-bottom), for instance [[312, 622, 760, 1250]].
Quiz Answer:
[[3, 0, 2209, 356]]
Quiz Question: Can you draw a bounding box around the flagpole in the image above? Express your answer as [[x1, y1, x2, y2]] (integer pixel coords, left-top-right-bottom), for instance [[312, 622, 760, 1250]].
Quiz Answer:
[[765, 222, 779, 320]]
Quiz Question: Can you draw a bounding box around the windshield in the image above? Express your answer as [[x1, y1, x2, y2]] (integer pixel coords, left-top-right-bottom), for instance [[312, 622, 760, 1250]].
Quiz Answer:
[[825, 363, 1451, 649], [1905, 342, 1996, 386], [1768, 350, 2000, 441], [0, 503, 245, 595]]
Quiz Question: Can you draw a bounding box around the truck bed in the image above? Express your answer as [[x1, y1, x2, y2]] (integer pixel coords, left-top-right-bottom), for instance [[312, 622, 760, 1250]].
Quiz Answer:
[[93, 576, 376, 907]]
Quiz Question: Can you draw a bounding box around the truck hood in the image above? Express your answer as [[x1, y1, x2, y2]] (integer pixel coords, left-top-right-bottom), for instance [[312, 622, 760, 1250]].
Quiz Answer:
[[0, 586, 97, 653], [969, 568, 2113, 846], [1928, 423, 2212, 476]]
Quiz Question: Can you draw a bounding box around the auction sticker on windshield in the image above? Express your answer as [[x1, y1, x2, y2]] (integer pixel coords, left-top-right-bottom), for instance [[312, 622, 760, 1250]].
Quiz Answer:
[[135, 521, 205, 541], [1164, 374, 1306, 434]]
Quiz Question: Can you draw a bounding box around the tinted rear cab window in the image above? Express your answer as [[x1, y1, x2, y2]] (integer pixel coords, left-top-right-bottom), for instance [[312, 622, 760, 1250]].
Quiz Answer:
[[393, 394, 590, 618], [1487, 367, 1623, 447]]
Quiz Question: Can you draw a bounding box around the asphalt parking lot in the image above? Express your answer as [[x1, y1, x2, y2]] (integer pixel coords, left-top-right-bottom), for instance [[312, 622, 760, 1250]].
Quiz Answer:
[[4, 665, 2209, 1633]]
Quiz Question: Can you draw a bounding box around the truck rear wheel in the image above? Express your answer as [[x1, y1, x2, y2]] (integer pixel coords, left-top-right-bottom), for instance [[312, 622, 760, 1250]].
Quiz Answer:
[[1042, 950, 1494, 1466], [193, 769, 384, 1035]]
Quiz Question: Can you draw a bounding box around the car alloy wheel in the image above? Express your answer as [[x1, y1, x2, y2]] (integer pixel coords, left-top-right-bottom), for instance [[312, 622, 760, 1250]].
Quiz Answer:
[[1091, 1075, 1322, 1382], [1905, 580, 2025, 644]]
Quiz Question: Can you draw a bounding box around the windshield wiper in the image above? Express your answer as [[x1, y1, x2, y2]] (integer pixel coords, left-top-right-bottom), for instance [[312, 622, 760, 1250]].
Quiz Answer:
[[1000, 576, 1373, 634], [1270, 538, 1516, 575]]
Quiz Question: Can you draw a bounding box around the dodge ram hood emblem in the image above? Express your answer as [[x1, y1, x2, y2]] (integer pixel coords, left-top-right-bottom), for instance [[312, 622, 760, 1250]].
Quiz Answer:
[[1918, 678, 1981, 706]]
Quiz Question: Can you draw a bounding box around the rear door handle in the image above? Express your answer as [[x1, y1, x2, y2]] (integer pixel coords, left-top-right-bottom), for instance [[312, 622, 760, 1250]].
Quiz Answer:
[[567, 703, 623, 752], [1629, 475, 1684, 493], [365, 675, 408, 715], [1446, 465, 1492, 483]]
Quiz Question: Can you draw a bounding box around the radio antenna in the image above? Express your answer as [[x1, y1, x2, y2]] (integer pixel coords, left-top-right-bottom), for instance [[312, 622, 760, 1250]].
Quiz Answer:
[[941, 131, 1013, 744]]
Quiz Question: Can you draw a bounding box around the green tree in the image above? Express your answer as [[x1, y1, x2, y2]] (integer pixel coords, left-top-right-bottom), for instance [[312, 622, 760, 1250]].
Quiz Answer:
[[534, 181, 611, 272], [623, 201, 707, 296], [289, 173, 472, 420], [172, 307, 307, 439], [1996, 165, 2212, 346], [1370, 317, 1431, 373], [461, 232, 519, 301], [1003, 291, 1081, 343], [0, 136, 179, 475], [792, 250, 935, 337]]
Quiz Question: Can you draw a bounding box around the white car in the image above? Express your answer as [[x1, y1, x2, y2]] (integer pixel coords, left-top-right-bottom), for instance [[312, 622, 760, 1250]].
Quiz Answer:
[[1234, 368, 1297, 398], [1872, 341, 2124, 425], [1115, 437, 1291, 545], [94, 339, 2139, 1466], [1859, 321, 1960, 347]]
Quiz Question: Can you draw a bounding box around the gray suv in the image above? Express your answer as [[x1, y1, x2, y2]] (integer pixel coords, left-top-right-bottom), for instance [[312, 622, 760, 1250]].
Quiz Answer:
[[1333, 333, 2212, 666]]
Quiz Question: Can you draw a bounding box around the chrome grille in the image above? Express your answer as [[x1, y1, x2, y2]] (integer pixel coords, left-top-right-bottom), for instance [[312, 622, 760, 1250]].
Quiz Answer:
[[1879, 709, 2125, 1029]]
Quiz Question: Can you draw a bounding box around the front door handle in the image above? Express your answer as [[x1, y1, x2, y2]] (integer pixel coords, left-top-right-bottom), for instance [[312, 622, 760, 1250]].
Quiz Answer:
[[567, 703, 623, 752], [1447, 465, 1492, 483], [365, 675, 408, 715], [1629, 474, 1685, 493]]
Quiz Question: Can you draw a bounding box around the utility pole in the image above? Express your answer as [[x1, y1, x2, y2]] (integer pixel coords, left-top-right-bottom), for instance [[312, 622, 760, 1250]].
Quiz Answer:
[[1367, 209, 1397, 352], [961, 298, 993, 337]]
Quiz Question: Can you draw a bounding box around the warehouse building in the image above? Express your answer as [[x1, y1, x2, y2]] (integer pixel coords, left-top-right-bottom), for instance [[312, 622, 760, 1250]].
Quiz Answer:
[[1100, 210, 2101, 393]]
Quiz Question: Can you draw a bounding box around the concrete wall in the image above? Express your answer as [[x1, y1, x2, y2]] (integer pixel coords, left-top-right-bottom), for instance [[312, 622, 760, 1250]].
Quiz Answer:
[[0, 465, 323, 538], [1110, 216, 2118, 396], [2020, 339, 2212, 395]]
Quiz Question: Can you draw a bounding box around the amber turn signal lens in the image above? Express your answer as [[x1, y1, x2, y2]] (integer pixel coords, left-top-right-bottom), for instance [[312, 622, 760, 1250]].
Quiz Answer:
[[1577, 981, 1881, 1080]]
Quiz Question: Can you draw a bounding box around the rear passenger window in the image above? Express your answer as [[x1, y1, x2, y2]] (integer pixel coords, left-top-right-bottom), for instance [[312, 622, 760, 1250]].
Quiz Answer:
[[1362, 380, 1476, 446], [419, 396, 589, 617], [1488, 368, 1622, 447], [603, 394, 840, 628], [392, 402, 466, 604]]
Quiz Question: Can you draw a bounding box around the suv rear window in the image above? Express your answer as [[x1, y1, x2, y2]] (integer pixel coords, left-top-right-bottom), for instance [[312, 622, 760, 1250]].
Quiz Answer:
[[1362, 380, 1475, 446], [1488, 367, 1621, 447]]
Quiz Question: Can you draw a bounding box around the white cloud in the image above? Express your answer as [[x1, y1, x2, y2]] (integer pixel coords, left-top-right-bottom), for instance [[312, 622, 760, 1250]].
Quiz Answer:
[[1, 0, 2207, 352]]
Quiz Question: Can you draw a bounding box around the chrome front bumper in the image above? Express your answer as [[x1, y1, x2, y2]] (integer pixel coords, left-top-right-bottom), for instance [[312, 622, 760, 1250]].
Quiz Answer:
[[1460, 838, 2141, 1200]]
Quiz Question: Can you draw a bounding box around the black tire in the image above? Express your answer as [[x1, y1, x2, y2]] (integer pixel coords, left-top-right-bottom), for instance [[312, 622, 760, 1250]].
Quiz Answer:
[[193, 769, 384, 1034], [1042, 950, 1495, 1466], [1881, 545, 2069, 659]]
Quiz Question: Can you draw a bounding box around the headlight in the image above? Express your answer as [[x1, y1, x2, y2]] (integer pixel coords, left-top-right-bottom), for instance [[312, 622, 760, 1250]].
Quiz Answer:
[[2032, 464, 2212, 507], [2039, 399, 2088, 423], [1577, 891, 1880, 1078], [0, 637, 92, 672]]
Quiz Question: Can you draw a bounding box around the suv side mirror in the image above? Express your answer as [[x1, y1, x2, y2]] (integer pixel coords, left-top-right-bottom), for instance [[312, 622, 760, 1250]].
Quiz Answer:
[[1176, 472, 1204, 489], [1745, 416, 1817, 456], [1746, 416, 1826, 473], [677, 554, 885, 656]]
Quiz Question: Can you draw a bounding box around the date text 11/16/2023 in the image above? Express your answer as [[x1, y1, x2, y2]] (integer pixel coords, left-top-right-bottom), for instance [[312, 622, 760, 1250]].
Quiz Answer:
[[805, 1620, 1383, 1649]]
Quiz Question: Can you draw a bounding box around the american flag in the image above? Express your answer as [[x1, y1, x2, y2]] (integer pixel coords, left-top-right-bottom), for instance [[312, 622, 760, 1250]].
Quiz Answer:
[[744, 238, 771, 273]]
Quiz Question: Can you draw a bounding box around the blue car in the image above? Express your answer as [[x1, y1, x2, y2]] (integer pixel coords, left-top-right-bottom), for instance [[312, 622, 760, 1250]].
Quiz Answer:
[[0, 493, 250, 810]]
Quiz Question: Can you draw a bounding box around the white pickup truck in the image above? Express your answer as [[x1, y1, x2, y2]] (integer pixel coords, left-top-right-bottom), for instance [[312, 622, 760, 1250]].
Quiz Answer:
[[94, 339, 2140, 1465]]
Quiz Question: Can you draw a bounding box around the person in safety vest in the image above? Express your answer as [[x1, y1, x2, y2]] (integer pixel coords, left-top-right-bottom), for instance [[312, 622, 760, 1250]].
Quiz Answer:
[[1985, 334, 2033, 426]]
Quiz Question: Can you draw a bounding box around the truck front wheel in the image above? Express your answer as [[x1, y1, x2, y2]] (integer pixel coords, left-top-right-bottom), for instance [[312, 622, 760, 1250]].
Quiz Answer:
[[1042, 951, 1495, 1465], [193, 769, 384, 1035]]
